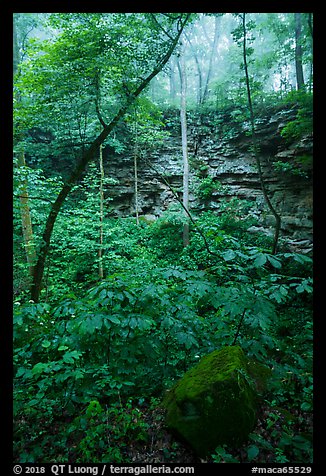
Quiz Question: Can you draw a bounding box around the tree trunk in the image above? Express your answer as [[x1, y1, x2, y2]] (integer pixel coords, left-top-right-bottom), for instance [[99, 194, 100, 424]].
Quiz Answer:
[[14, 16, 36, 276], [13, 17, 20, 76], [185, 32, 203, 105], [30, 15, 190, 302], [169, 56, 177, 104], [295, 13, 305, 91], [241, 13, 281, 255], [17, 150, 37, 275], [134, 157, 139, 226], [202, 16, 219, 104], [178, 46, 190, 247], [133, 107, 140, 225], [98, 143, 104, 280]]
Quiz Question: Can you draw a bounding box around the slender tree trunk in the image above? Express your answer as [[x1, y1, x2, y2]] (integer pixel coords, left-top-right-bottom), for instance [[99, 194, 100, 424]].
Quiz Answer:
[[30, 15, 190, 302], [295, 13, 305, 91], [98, 143, 104, 280], [178, 45, 190, 247], [169, 56, 177, 104], [13, 18, 20, 76], [307, 13, 313, 38], [17, 150, 37, 275], [134, 158, 139, 225], [133, 107, 140, 225], [241, 13, 281, 255], [202, 16, 219, 104], [14, 17, 36, 276], [185, 32, 203, 105]]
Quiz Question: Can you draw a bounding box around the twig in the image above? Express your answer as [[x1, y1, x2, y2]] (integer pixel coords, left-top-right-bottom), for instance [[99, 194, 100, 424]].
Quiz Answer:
[[15, 194, 54, 204], [149, 14, 174, 41], [143, 157, 221, 260], [232, 308, 247, 346]]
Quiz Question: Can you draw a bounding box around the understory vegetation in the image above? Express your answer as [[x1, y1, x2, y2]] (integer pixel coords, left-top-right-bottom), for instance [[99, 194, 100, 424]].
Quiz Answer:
[[14, 207, 313, 463]]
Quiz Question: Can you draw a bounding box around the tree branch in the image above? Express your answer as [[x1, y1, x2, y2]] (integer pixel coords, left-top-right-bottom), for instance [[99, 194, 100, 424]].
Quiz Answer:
[[143, 157, 221, 260], [30, 13, 191, 302], [150, 14, 175, 41], [241, 13, 281, 255], [15, 194, 54, 204], [94, 69, 108, 128], [232, 308, 247, 346]]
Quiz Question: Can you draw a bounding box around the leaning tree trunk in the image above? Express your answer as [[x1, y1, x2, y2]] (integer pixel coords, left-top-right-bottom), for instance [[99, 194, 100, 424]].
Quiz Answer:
[[241, 13, 281, 255], [30, 15, 190, 302]]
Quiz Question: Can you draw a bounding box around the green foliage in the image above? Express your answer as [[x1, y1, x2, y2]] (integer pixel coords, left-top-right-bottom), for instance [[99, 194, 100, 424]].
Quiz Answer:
[[212, 445, 239, 463], [13, 12, 312, 464], [194, 176, 227, 200], [14, 12, 191, 178], [280, 91, 313, 141], [273, 161, 309, 178], [14, 207, 313, 462], [72, 399, 149, 462], [13, 150, 313, 462]]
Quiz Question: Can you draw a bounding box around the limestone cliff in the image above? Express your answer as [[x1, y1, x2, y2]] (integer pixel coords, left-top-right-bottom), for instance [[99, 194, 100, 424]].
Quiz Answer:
[[104, 105, 313, 253]]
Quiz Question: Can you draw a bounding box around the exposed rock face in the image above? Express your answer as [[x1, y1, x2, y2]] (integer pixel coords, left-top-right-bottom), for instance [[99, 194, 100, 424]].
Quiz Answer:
[[104, 105, 313, 252], [162, 346, 258, 457]]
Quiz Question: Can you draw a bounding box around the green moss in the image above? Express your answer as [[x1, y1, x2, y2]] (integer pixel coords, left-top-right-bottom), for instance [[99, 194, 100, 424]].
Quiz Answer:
[[163, 346, 258, 456]]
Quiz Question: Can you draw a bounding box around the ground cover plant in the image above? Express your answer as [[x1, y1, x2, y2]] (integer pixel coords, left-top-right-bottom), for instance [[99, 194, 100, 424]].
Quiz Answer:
[[13, 211, 313, 463]]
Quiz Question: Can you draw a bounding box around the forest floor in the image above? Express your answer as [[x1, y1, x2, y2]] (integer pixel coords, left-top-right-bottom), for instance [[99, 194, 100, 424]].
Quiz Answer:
[[122, 401, 313, 464], [14, 390, 313, 464]]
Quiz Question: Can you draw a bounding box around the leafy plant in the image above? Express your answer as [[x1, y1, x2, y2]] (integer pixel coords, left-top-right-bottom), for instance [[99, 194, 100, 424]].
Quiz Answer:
[[211, 445, 239, 463], [281, 91, 313, 141]]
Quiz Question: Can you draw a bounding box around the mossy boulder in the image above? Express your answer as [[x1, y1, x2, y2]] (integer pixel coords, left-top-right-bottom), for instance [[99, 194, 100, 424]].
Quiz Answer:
[[162, 346, 258, 457]]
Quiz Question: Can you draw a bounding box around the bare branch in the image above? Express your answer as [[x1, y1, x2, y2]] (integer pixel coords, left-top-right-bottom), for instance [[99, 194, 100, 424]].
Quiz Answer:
[[94, 70, 108, 128], [150, 14, 174, 41], [15, 194, 54, 204], [143, 157, 221, 260]]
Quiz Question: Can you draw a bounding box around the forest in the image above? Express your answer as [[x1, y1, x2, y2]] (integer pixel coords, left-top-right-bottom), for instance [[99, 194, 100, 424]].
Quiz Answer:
[[13, 12, 313, 465]]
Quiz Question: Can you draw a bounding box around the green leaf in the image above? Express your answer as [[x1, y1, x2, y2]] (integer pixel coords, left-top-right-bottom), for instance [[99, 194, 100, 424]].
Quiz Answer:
[[107, 315, 120, 325], [267, 255, 282, 269], [99, 289, 107, 300], [74, 369, 85, 380], [247, 444, 259, 461], [222, 249, 237, 261], [295, 280, 313, 293], [42, 340, 51, 348], [31, 362, 48, 377], [253, 253, 267, 267], [58, 345, 69, 351], [62, 350, 82, 364], [300, 401, 312, 411], [16, 367, 29, 378], [29, 398, 41, 406]]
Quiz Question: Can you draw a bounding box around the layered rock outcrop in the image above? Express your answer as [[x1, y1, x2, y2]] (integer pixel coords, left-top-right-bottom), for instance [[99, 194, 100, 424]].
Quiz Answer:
[[104, 105, 313, 252]]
